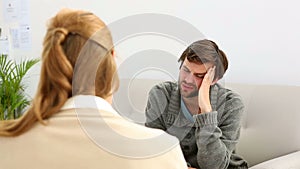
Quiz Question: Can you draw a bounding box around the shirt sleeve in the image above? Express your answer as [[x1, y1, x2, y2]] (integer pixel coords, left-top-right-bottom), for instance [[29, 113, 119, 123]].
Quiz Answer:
[[144, 85, 168, 131], [193, 93, 245, 169]]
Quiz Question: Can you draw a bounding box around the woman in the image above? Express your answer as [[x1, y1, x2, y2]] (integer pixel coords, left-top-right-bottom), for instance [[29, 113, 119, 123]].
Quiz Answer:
[[0, 9, 187, 169]]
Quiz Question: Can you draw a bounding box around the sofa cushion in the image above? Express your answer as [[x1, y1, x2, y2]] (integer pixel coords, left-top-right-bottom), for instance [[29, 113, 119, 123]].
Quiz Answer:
[[250, 151, 300, 169]]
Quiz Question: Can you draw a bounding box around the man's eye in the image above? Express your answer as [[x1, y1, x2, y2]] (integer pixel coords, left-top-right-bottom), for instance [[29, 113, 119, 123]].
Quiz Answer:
[[195, 75, 205, 79]]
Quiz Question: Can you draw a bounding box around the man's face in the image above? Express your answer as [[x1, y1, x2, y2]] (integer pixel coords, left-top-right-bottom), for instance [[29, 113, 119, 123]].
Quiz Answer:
[[179, 58, 213, 98]]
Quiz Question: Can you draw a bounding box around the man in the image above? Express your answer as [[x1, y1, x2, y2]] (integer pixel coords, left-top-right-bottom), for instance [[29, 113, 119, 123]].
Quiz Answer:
[[145, 39, 248, 169]]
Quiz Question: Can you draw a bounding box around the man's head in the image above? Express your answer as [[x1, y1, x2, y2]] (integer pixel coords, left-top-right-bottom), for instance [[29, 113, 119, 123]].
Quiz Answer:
[[178, 39, 228, 98]]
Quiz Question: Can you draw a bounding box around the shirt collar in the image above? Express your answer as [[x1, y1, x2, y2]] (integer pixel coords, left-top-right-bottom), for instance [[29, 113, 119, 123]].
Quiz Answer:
[[180, 98, 195, 122], [61, 95, 118, 115]]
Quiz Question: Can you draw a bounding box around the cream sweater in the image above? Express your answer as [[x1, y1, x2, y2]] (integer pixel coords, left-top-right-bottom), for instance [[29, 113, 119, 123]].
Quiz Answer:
[[0, 95, 187, 169]]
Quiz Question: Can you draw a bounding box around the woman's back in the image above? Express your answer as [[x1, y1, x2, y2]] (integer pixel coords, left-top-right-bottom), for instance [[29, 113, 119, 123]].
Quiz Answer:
[[0, 95, 186, 169]]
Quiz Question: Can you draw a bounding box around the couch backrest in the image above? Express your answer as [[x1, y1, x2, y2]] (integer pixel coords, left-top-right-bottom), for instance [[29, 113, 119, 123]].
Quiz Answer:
[[226, 83, 300, 166], [113, 79, 300, 166]]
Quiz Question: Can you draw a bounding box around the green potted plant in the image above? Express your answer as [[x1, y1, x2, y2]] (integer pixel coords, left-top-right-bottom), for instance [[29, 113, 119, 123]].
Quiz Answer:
[[0, 54, 39, 120]]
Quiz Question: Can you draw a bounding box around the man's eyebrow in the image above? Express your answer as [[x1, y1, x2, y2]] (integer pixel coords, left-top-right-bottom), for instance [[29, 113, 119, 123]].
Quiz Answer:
[[182, 65, 190, 70], [183, 65, 207, 75]]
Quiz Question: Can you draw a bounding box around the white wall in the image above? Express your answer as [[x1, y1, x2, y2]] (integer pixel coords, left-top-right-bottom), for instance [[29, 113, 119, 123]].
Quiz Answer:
[[1, 0, 300, 98]]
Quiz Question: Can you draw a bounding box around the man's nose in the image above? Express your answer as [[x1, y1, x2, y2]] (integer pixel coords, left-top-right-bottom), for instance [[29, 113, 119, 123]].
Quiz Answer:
[[185, 73, 195, 83]]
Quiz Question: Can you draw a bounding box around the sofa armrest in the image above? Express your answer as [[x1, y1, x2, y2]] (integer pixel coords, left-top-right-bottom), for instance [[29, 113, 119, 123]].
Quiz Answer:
[[250, 151, 300, 169]]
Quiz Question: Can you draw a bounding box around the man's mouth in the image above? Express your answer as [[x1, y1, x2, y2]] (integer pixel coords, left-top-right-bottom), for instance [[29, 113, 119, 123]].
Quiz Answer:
[[181, 82, 194, 90]]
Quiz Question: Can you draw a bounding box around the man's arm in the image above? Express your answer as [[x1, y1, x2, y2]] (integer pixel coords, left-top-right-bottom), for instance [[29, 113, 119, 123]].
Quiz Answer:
[[144, 85, 168, 130], [195, 66, 245, 169], [194, 96, 244, 169]]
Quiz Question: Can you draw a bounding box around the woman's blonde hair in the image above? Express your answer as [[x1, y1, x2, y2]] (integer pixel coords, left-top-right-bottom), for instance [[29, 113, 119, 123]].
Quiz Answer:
[[0, 9, 119, 136]]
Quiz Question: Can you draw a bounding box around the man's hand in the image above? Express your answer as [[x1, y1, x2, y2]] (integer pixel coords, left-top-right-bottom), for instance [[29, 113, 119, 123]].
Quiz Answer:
[[198, 66, 215, 114]]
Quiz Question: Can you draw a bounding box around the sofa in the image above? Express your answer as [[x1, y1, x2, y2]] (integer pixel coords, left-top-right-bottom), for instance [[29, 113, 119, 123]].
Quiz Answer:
[[112, 79, 300, 168], [228, 83, 300, 168]]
